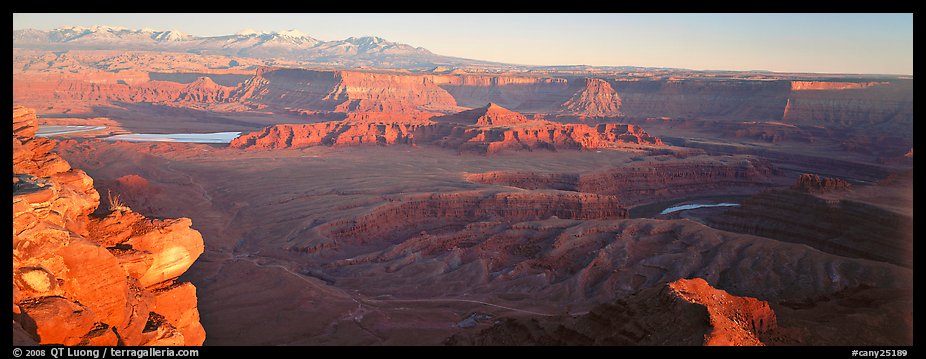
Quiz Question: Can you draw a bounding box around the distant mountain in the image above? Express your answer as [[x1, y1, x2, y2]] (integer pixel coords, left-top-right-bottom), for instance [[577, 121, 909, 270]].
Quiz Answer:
[[12, 26, 499, 69]]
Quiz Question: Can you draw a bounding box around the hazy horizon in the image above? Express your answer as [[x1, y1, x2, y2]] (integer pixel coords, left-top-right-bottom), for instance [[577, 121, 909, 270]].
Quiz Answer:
[[12, 13, 914, 76]]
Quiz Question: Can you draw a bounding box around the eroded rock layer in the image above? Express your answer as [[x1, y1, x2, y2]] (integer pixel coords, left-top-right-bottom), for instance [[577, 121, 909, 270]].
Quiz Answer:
[[466, 157, 775, 205], [229, 104, 662, 154], [318, 190, 627, 248], [12, 106, 205, 346]]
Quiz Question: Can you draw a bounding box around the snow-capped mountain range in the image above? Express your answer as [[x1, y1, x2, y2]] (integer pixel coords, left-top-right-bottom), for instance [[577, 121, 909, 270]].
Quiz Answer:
[[13, 25, 494, 69]]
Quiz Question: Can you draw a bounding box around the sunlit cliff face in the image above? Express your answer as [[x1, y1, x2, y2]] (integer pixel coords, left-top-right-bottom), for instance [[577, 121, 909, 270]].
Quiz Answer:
[[12, 106, 206, 346]]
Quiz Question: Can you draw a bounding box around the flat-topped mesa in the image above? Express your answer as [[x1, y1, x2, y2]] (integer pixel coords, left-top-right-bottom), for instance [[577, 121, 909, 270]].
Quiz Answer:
[[12, 106, 205, 346], [559, 78, 623, 117], [792, 173, 851, 193]]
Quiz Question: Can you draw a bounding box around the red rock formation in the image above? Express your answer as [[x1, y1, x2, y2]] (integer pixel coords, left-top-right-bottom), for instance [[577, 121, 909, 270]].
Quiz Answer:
[[231, 105, 662, 154], [320, 190, 626, 247], [559, 78, 622, 116], [668, 278, 777, 346], [792, 173, 851, 193], [448, 277, 776, 346], [12, 73, 186, 103], [12, 106, 205, 346]]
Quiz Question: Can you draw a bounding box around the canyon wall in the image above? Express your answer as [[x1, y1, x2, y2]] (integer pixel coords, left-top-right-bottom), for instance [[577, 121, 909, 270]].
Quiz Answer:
[[232, 67, 459, 116], [708, 175, 912, 268], [782, 80, 913, 136], [12, 106, 205, 345], [434, 75, 572, 112], [467, 157, 776, 205], [321, 190, 627, 247], [614, 79, 793, 121]]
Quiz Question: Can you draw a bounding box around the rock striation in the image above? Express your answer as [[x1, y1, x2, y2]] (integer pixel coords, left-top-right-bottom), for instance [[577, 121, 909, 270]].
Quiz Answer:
[[12, 106, 205, 345]]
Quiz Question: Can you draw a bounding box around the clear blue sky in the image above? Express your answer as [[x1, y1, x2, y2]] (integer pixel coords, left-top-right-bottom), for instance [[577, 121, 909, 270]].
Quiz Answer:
[[13, 13, 913, 75]]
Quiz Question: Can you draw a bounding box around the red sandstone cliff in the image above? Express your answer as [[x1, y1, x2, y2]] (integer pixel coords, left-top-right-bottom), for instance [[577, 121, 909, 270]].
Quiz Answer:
[[229, 104, 662, 153], [320, 190, 627, 247], [12, 106, 205, 346]]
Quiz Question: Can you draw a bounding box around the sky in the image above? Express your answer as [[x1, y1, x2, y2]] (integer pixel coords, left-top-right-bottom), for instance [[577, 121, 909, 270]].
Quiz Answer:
[[12, 13, 914, 75]]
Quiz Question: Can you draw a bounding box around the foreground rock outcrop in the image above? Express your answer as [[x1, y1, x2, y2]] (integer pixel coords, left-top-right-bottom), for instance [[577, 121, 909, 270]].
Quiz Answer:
[[230, 103, 662, 154], [447, 278, 777, 346], [12, 106, 205, 345]]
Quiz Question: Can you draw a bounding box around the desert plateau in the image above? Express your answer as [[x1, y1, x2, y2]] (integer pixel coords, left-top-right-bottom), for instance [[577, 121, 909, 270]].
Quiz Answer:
[[12, 14, 913, 348]]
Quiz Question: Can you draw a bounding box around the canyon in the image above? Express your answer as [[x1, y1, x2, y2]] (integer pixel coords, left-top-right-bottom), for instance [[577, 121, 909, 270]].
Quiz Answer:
[[10, 40, 913, 348]]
